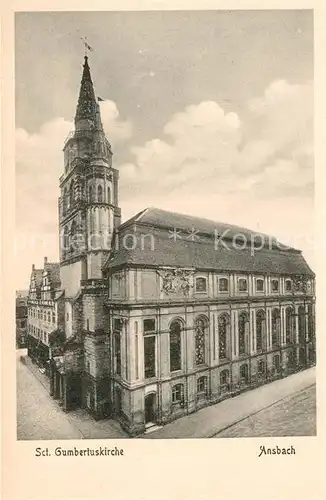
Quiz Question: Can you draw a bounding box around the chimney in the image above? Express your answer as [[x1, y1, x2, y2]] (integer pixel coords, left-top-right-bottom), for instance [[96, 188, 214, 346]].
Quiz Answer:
[[44, 256, 48, 265]]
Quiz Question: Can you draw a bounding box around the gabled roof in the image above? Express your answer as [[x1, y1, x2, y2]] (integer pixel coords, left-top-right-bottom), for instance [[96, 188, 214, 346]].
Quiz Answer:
[[104, 207, 314, 277], [44, 262, 61, 289]]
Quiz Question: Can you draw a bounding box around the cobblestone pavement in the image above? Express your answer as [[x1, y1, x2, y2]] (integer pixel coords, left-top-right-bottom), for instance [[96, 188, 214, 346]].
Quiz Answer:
[[17, 351, 127, 440], [214, 385, 316, 438]]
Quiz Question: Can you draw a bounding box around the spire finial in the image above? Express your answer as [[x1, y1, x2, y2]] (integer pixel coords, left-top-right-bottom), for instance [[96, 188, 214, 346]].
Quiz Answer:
[[81, 37, 94, 57]]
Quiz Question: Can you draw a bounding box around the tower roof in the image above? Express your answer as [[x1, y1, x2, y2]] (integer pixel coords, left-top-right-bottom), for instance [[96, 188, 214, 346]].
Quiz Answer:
[[75, 55, 102, 129]]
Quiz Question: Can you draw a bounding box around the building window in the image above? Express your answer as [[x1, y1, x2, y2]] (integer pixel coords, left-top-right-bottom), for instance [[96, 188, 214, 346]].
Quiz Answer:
[[172, 383, 183, 403], [273, 354, 281, 372], [86, 319, 90, 331], [238, 312, 248, 355], [107, 186, 111, 204], [69, 180, 75, 207], [307, 304, 314, 341], [271, 309, 281, 346], [66, 313, 69, 321], [240, 364, 249, 383], [144, 336, 156, 379], [195, 317, 207, 365], [256, 279, 264, 292], [238, 278, 248, 292], [271, 279, 279, 292], [220, 369, 229, 386], [257, 359, 265, 375], [47, 311, 51, 323], [195, 277, 207, 293], [143, 319, 155, 333], [197, 376, 207, 394], [89, 185, 93, 202], [218, 314, 229, 359], [298, 306, 306, 344], [169, 320, 182, 372], [114, 333, 121, 376], [256, 310, 265, 351], [52, 312, 55, 323], [218, 278, 229, 292], [97, 185, 103, 202], [285, 279, 292, 292], [114, 318, 122, 331], [286, 307, 294, 344]]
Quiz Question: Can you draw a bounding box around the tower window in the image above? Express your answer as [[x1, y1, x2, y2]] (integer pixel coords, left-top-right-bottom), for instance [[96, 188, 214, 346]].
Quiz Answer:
[[97, 185, 103, 203], [89, 185, 93, 202], [107, 186, 111, 204]]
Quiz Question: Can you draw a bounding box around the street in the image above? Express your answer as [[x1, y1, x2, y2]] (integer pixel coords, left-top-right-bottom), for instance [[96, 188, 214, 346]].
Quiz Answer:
[[17, 350, 127, 440], [17, 349, 316, 440], [214, 384, 316, 438]]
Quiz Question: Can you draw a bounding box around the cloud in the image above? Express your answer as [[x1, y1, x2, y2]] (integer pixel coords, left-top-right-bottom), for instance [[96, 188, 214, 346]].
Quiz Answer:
[[99, 100, 133, 143], [118, 79, 313, 267]]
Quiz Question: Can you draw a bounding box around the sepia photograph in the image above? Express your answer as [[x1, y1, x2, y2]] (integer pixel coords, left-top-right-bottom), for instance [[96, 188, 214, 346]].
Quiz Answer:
[[15, 9, 315, 441]]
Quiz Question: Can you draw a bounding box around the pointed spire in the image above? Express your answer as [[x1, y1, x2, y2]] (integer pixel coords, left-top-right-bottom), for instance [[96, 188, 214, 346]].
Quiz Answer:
[[75, 56, 101, 128]]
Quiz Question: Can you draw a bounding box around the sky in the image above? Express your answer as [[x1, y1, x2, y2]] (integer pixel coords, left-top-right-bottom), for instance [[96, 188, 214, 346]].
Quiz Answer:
[[15, 10, 314, 290]]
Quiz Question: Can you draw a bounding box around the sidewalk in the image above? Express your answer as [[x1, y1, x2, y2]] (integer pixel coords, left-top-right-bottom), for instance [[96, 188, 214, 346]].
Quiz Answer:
[[143, 367, 316, 439]]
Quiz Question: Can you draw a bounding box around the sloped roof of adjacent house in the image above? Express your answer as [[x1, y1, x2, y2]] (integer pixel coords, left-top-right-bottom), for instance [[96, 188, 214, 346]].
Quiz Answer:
[[44, 262, 61, 289], [104, 207, 314, 277]]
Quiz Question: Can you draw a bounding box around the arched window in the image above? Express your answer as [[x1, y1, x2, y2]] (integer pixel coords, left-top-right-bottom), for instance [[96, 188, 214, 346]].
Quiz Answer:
[[298, 305, 306, 344], [285, 307, 294, 344], [257, 359, 265, 375], [271, 308, 281, 347], [273, 354, 281, 372], [220, 369, 229, 386], [256, 310, 265, 351], [240, 364, 249, 383], [170, 320, 182, 372], [307, 304, 314, 341], [238, 312, 248, 355], [285, 279, 292, 292], [218, 314, 229, 359], [172, 383, 184, 403], [197, 376, 207, 394], [88, 185, 93, 202], [70, 220, 77, 254], [271, 279, 279, 292], [195, 316, 207, 365], [62, 187, 68, 215], [62, 226, 69, 259], [69, 180, 75, 208], [107, 186, 111, 204], [98, 185, 103, 203], [47, 311, 51, 323]]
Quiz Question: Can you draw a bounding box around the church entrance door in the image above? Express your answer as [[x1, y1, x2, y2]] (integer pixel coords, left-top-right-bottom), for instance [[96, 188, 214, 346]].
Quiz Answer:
[[145, 393, 156, 424]]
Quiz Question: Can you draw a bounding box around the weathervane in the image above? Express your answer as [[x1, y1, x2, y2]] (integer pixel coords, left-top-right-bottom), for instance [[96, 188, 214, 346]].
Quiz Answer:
[[81, 37, 94, 56]]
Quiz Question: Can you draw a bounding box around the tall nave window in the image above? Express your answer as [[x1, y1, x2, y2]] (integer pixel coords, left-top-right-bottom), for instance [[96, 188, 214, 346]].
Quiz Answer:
[[169, 320, 182, 372]]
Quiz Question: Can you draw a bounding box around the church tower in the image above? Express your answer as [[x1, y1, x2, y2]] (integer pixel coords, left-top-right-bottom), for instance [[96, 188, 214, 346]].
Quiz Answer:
[[57, 56, 120, 417], [59, 55, 121, 294]]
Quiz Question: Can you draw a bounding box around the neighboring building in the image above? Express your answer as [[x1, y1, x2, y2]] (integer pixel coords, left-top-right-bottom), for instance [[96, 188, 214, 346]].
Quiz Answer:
[[16, 294, 28, 347], [27, 257, 62, 371], [26, 55, 316, 436]]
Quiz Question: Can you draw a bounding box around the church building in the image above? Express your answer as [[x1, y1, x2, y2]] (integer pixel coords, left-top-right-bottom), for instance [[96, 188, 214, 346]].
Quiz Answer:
[[27, 55, 316, 436]]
